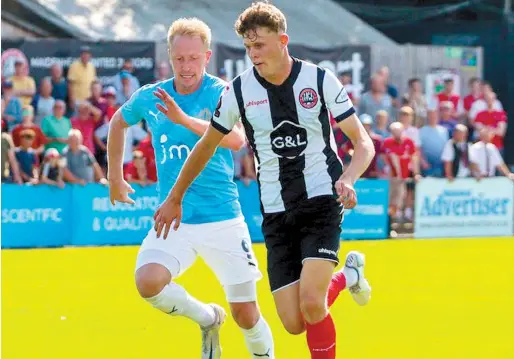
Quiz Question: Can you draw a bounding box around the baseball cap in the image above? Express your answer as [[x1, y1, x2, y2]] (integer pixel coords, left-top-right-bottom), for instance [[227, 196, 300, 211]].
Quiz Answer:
[[80, 45, 92, 53], [45, 148, 60, 158], [120, 70, 131, 80], [103, 86, 116, 97]]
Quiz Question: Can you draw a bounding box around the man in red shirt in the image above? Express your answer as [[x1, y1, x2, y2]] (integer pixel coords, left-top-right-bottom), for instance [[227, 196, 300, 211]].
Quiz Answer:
[[11, 105, 47, 154], [71, 101, 102, 154], [382, 122, 419, 221], [124, 150, 157, 185], [432, 78, 461, 118], [462, 77, 482, 114], [474, 91, 507, 152]]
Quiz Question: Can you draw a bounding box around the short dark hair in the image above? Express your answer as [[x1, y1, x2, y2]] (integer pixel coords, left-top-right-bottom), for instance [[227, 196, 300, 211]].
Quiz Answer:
[[235, 1, 287, 38], [408, 78, 421, 87]]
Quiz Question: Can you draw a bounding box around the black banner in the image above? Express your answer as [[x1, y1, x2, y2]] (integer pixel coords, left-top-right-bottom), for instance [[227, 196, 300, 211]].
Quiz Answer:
[[1, 39, 155, 86], [216, 43, 371, 98]]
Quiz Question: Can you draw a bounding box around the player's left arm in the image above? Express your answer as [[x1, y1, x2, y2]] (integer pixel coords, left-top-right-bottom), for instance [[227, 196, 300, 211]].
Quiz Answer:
[[153, 88, 245, 151]]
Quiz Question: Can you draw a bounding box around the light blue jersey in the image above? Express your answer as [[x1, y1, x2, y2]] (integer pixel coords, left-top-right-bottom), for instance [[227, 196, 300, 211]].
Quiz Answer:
[[121, 74, 241, 224]]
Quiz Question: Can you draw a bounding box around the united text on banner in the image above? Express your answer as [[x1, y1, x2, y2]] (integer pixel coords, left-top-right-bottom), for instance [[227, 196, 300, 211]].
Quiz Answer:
[[414, 177, 514, 238], [1, 184, 72, 248]]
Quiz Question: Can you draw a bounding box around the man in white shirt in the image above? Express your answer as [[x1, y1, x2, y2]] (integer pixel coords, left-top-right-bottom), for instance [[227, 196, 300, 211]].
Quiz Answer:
[[441, 124, 471, 180], [469, 128, 514, 180]]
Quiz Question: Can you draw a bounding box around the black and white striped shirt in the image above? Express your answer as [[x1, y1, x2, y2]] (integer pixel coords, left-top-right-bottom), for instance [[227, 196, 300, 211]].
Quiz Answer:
[[212, 58, 355, 214]]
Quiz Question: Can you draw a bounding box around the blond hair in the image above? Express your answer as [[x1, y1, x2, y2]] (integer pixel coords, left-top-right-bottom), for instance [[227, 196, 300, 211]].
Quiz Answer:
[[235, 1, 287, 37], [167, 18, 212, 49], [68, 129, 83, 141]]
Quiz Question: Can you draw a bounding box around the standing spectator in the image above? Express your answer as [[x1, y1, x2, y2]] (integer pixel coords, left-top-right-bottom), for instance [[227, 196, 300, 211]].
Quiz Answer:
[[31, 77, 55, 126], [113, 59, 141, 93], [469, 128, 514, 180], [14, 129, 39, 184], [419, 110, 449, 177], [338, 71, 358, 105], [116, 71, 137, 105], [8, 60, 36, 107], [402, 78, 428, 127], [429, 77, 461, 117], [441, 124, 471, 181], [12, 105, 46, 155], [358, 73, 395, 121], [473, 92, 507, 154], [1, 81, 23, 129], [67, 46, 97, 103], [155, 62, 171, 83], [233, 144, 257, 185], [102, 86, 118, 122], [63, 129, 107, 185], [1, 130, 22, 184], [136, 131, 155, 162], [71, 101, 102, 155], [40, 148, 65, 188], [462, 77, 482, 116], [124, 150, 157, 186], [400, 106, 421, 148], [344, 114, 382, 178], [95, 121, 147, 167], [469, 82, 504, 122], [438, 101, 459, 136], [377, 66, 399, 107], [382, 122, 419, 222], [373, 110, 390, 139], [88, 81, 107, 117], [50, 64, 68, 102], [41, 100, 72, 154]]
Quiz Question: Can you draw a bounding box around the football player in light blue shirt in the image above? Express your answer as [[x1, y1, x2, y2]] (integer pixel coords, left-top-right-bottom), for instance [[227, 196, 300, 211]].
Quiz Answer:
[[107, 18, 274, 359]]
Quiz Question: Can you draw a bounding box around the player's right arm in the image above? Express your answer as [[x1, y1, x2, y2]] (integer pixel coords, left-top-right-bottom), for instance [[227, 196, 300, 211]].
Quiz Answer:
[[153, 85, 240, 239]]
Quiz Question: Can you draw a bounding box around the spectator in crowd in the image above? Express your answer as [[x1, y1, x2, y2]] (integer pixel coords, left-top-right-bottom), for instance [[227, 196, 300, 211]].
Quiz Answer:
[[438, 101, 459, 136], [400, 106, 421, 147], [462, 77, 482, 117], [1, 80, 23, 129], [50, 64, 68, 102], [102, 86, 118, 122], [344, 114, 382, 178], [419, 109, 449, 177], [14, 129, 39, 184], [41, 100, 72, 154], [8, 60, 36, 107], [373, 110, 390, 139], [469, 128, 514, 180], [1, 128, 22, 184], [469, 81, 503, 122], [429, 77, 461, 117], [338, 71, 358, 105], [441, 124, 471, 181], [113, 59, 141, 93], [12, 105, 46, 155], [40, 148, 65, 188], [218, 68, 228, 82], [88, 81, 107, 117], [233, 144, 257, 185], [402, 78, 428, 127], [31, 77, 55, 125], [473, 91, 507, 154], [71, 101, 102, 155], [358, 73, 395, 121], [155, 61, 171, 83], [382, 122, 419, 222], [377, 66, 399, 107], [124, 150, 157, 186], [136, 131, 155, 162], [63, 129, 107, 185], [67, 46, 97, 103], [116, 71, 137, 105]]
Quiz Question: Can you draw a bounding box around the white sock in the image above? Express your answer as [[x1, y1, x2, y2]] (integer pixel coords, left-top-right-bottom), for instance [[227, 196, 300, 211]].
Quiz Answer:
[[241, 316, 275, 359], [342, 266, 359, 287], [145, 282, 216, 327]]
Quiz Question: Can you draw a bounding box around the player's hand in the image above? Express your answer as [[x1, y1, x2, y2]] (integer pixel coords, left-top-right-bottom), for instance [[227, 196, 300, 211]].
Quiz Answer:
[[153, 195, 182, 239], [109, 178, 135, 205], [335, 176, 357, 209], [154, 88, 186, 125]]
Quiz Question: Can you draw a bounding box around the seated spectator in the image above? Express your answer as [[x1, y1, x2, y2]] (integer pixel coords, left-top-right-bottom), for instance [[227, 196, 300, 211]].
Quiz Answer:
[[63, 129, 107, 185], [438, 101, 459, 136], [155, 61, 171, 83], [358, 73, 395, 121], [402, 78, 428, 127], [8, 60, 36, 107], [233, 144, 257, 185], [382, 122, 418, 222], [31, 77, 55, 125], [124, 150, 157, 186], [102, 86, 118, 122], [344, 114, 382, 178], [400, 106, 420, 147], [1, 130, 22, 184], [50, 64, 68, 103], [1, 81, 23, 129], [469, 128, 514, 180], [14, 129, 39, 184], [12, 105, 46, 155], [338, 71, 358, 105], [41, 100, 72, 154], [373, 110, 390, 139], [419, 110, 449, 177], [473, 91, 507, 154], [71, 101, 102, 155], [40, 148, 65, 188], [95, 121, 147, 167], [88, 81, 107, 117], [116, 71, 137, 106], [441, 124, 471, 181], [113, 59, 140, 95]]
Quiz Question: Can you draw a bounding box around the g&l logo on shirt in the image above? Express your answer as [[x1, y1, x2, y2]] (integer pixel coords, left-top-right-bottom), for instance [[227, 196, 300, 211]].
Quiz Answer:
[[270, 121, 308, 159]]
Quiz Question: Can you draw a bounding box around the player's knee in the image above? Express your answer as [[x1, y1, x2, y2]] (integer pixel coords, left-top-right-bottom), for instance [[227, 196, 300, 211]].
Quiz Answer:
[[299, 291, 327, 324], [135, 263, 171, 298], [282, 318, 305, 335], [229, 302, 260, 329]]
